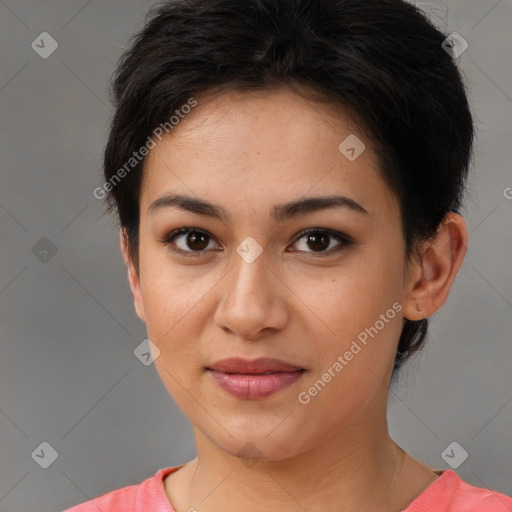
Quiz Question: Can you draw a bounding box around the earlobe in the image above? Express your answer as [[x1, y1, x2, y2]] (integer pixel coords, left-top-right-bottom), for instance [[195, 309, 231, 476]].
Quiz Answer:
[[403, 213, 468, 321], [119, 228, 146, 322]]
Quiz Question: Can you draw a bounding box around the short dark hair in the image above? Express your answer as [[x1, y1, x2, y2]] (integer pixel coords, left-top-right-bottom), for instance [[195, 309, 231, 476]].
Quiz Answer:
[[102, 0, 474, 374]]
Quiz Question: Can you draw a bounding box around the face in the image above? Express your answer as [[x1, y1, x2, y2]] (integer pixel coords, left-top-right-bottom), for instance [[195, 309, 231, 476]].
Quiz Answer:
[[125, 86, 413, 461]]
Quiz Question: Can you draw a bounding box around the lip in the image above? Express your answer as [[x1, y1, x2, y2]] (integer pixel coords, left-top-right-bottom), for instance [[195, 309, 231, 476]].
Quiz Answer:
[[208, 357, 302, 374], [206, 358, 305, 399]]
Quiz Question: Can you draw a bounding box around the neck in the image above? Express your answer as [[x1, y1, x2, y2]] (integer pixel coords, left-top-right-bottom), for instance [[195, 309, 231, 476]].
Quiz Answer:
[[183, 404, 407, 512]]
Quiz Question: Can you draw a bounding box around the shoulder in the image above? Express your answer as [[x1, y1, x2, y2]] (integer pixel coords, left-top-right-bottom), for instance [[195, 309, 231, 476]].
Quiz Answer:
[[62, 466, 181, 512], [405, 469, 512, 512], [62, 483, 139, 512]]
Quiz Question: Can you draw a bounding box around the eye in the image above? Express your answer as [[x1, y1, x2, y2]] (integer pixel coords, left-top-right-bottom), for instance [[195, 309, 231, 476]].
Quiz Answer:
[[288, 228, 352, 255], [159, 227, 221, 258], [159, 227, 352, 259]]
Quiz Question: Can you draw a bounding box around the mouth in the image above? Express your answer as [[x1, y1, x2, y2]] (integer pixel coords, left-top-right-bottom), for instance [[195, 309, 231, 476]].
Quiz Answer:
[[206, 358, 306, 399]]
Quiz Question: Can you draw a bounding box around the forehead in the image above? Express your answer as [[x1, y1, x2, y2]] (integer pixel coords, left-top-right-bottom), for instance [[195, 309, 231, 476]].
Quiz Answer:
[[139, 87, 397, 222]]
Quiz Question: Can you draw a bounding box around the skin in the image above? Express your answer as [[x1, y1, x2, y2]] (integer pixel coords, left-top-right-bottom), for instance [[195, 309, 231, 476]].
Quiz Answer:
[[120, 86, 468, 512]]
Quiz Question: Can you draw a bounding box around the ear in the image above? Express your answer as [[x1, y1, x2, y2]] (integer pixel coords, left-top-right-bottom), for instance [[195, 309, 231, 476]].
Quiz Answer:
[[403, 213, 468, 321], [120, 228, 146, 322]]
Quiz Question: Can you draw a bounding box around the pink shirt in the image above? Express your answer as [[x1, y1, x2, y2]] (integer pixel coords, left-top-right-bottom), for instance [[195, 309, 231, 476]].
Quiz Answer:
[[63, 466, 512, 511]]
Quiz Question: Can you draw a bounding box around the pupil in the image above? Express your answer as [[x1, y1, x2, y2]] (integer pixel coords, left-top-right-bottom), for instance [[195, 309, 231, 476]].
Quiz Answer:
[[308, 233, 329, 251], [188, 232, 208, 250], [184, 232, 330, 252]]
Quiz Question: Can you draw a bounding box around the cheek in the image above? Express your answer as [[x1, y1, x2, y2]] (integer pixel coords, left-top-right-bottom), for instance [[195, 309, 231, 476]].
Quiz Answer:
[[291, 252, 402, 337], [295, 284, 402, 427], [137, 251, 207, 356], [141, 267, 209, 407], [291, 250, 404, 395]]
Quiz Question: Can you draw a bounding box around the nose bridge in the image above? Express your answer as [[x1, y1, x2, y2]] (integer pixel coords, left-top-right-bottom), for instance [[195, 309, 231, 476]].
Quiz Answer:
[[227, 246, 271, 308], [214, 244, 286, 338]]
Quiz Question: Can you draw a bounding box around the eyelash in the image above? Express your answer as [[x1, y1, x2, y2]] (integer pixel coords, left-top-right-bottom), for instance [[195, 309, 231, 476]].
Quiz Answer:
[[158, 227, 353, 259]]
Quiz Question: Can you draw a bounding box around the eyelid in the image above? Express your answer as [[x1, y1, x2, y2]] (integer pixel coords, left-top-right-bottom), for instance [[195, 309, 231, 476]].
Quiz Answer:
[[290, 227, 353, 247], [158, 227, 221, 258], [159, 226, 353, 257]]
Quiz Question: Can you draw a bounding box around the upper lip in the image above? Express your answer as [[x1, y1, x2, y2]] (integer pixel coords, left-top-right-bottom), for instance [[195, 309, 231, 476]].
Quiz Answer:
[[207, 357, 303, 374]]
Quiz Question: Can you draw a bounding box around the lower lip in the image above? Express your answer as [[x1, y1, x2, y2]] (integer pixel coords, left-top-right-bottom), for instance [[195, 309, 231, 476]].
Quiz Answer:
[[208, 370, 304, 399]]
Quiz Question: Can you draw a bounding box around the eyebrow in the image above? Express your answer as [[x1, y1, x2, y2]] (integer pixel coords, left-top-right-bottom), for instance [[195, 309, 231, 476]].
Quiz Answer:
[[147, 193, 369, 222]]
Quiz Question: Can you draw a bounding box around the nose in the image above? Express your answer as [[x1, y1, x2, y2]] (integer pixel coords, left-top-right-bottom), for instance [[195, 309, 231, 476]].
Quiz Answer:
[[213, 249, 289, 341]]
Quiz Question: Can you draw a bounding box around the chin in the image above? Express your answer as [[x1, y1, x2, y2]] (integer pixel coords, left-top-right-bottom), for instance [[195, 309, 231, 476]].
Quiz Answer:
[[199, 421, 312, 465]]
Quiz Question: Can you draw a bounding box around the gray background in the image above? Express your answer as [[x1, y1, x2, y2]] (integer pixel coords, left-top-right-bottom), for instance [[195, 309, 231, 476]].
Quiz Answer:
[[0, 1, 511, 511]]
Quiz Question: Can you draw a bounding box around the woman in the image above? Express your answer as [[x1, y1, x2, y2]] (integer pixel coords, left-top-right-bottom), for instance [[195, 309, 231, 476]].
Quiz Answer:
[[65, 0, 512, 510]]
